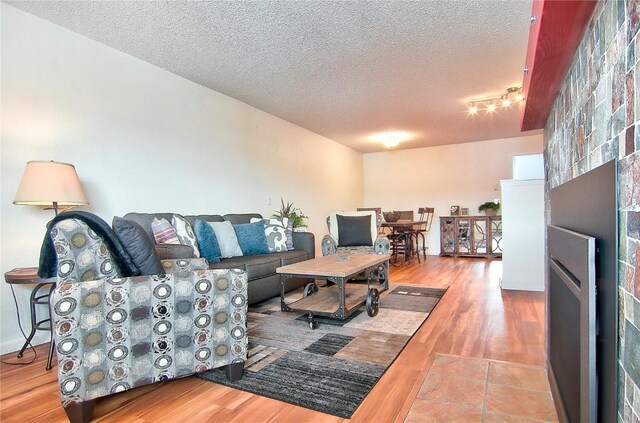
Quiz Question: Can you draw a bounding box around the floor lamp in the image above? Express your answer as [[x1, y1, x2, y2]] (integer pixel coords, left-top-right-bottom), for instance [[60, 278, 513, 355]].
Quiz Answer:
[[13, 160, 89, 215], [11, 160, 89, 370]]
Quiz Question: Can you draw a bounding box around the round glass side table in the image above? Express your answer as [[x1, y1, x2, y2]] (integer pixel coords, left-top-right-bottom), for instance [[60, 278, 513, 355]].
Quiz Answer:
[[4, 267, 56, 370]]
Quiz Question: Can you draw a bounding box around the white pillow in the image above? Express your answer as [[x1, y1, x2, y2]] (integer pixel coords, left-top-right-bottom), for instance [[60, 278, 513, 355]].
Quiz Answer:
[[208, 221, 243, 258], [250, 217, 289, 252], [329, 211, 377, 245]]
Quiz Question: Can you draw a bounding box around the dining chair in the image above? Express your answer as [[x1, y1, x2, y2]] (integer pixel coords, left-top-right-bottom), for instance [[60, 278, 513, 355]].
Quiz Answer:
[[416, 207, 435, 258], [387, 210, 420, 264]]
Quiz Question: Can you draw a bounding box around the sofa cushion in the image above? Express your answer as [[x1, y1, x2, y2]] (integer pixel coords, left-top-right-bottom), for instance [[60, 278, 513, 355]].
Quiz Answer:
[[209, 221, 243, 258], [250, 217, 288, 253], [234, 221, 269, 256], [223, 213, 263, 225], [123, 212, 175, 241], [276, 249, 310, 266], [209, 254, 281, 281], [184, 214, 224, 227], [112, 217, 165, 275], [172, 214, 200, 257], [194, 219, 221, 263], [336, 214, 373, 247]]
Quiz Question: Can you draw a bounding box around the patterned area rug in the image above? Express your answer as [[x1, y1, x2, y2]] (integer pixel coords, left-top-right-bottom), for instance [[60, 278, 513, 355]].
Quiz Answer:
[[196, 284, 447, 418]]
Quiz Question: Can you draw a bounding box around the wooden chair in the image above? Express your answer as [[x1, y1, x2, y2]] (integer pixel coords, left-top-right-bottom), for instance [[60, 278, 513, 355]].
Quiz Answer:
[[387, 210, 420, 264], [416, 207, 435, 258]]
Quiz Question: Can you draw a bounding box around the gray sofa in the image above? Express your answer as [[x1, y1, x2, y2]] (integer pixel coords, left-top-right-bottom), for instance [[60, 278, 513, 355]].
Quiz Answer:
[[122, 212, 314, 305]]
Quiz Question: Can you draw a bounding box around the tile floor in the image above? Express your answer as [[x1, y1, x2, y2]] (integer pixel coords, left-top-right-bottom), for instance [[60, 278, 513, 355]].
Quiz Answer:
[[405, 354, 558, 422]]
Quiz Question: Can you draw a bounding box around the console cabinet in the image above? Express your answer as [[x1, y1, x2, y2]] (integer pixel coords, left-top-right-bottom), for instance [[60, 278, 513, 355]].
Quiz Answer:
[[439, 216, 502, 258]]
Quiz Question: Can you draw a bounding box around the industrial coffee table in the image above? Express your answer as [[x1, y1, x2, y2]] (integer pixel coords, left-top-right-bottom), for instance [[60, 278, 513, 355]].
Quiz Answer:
[[277, 254, 390, 329]]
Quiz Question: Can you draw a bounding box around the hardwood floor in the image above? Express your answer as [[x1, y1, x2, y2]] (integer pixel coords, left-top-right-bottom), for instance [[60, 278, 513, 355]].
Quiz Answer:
[[0, 256, 546, 422]]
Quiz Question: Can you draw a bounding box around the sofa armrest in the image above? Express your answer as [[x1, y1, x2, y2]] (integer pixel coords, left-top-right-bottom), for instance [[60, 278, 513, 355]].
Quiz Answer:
[[155, 244, 195, 260], [321, 234, 337, 256], [374, 235, 390, 254], [161, 258, 209, 274], [293, 232, 315, 259]]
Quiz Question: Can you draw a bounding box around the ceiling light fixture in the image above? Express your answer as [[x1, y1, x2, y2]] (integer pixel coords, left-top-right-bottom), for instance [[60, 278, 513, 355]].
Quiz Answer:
[[383, 135, 400, 149], [467, 86, 524, 115]]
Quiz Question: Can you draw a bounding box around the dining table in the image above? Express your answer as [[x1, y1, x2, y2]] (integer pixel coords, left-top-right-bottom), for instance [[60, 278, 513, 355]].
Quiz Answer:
[[380, 220, 422, 264]]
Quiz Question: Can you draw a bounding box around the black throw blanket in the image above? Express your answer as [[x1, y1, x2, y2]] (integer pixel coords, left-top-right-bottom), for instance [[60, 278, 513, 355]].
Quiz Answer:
[[38, 210, 139, 279]]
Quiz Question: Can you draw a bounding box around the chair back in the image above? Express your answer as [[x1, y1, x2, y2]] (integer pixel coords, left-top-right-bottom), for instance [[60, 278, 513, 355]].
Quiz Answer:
[[398, 210, 414, 220], [51, 218, 121, 284], [417, 207, 435, 231]]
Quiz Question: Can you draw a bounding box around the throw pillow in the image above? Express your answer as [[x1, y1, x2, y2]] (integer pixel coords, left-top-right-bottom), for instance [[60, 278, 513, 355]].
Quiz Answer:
[[336, 214, 373, 247], [250, 217, 288, 252], [209, 221, 243, 258], [285, 218, 294, 250], [329, 211, 377, 245], [194, 219, 221, 263], [151, 217, 180, 245], [234, 221, 270, 256], [172, 214, 201, 257], [112, 217, 165, 275]]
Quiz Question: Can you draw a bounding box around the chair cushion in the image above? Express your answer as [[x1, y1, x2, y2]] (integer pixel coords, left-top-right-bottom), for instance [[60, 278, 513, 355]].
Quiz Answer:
[[329, 211, 377, 246], [194, 219, 222, 263], [112, 217, 165, 275], [336, 214, 373, 247], [234, 221, 270, 256]]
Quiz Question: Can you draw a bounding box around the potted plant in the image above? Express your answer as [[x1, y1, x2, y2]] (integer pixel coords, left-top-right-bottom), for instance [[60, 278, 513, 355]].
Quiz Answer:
[[478, 201, 500, 216], [272, 198, 308, 230]]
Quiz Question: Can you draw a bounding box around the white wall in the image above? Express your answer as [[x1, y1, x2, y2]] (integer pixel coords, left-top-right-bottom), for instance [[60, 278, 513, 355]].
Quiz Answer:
[[0, 5, 364, 354], [363, 134, 543, 255]]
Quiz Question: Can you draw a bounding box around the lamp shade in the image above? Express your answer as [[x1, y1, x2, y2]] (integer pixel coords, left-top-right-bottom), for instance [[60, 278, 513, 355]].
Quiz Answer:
[[13, 161, 89, 208]]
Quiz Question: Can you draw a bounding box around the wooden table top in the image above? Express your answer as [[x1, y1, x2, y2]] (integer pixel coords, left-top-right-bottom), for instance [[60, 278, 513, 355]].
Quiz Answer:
[[4, 267, 54, 284], [276, 254, 390, 278]]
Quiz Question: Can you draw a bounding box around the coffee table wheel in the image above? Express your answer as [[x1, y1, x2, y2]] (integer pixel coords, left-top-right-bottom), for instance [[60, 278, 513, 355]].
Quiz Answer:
[[366, 288, 380, 317], [307, 312, 318, 330], [303, 282, 319, 297]]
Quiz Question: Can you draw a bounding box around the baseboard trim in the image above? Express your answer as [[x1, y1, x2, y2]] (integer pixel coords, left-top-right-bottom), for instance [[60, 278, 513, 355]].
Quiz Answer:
[[1, 333, 49, 356]]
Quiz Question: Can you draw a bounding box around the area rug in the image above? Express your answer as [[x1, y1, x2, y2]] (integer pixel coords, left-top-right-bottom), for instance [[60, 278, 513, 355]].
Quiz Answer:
[[196, 284, 447, 418]]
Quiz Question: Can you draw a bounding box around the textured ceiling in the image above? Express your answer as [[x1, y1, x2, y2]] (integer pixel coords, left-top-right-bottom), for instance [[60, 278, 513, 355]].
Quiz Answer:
[[8, 0, 541, 153]]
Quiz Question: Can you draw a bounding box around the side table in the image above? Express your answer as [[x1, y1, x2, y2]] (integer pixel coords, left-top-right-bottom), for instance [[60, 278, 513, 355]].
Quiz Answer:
[[4, 267, 56, 370]]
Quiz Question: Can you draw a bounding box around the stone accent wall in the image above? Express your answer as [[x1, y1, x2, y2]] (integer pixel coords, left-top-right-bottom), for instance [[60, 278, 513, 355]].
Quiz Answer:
[[544, 1, 640, 421]]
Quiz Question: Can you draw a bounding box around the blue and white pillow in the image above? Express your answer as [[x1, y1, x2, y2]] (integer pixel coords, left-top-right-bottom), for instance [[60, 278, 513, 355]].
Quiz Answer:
[[250, 217, 289, 252]]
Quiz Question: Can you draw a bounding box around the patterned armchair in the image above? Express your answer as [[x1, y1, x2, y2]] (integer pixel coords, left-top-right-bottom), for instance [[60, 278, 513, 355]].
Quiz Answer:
[[321, 211, 390, 256], [49, 218, 247, 423]]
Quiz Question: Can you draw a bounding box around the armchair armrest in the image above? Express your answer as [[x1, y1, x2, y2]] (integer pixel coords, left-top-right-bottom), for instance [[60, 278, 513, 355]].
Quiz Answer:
[[292, 232, 315, 259], [374, 235, 390, 254], [161, 258, 209, 274], [155, 244, 195, 260], [321, 234, 337, 256], [51, 268, 248, 406]]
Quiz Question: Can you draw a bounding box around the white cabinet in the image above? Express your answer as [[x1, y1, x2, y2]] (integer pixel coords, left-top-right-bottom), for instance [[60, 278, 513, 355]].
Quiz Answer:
[[500, 179, 545, 291]]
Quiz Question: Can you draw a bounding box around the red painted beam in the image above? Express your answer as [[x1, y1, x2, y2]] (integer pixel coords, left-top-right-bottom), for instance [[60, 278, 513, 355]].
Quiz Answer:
[[520, 0, 596, 131]]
